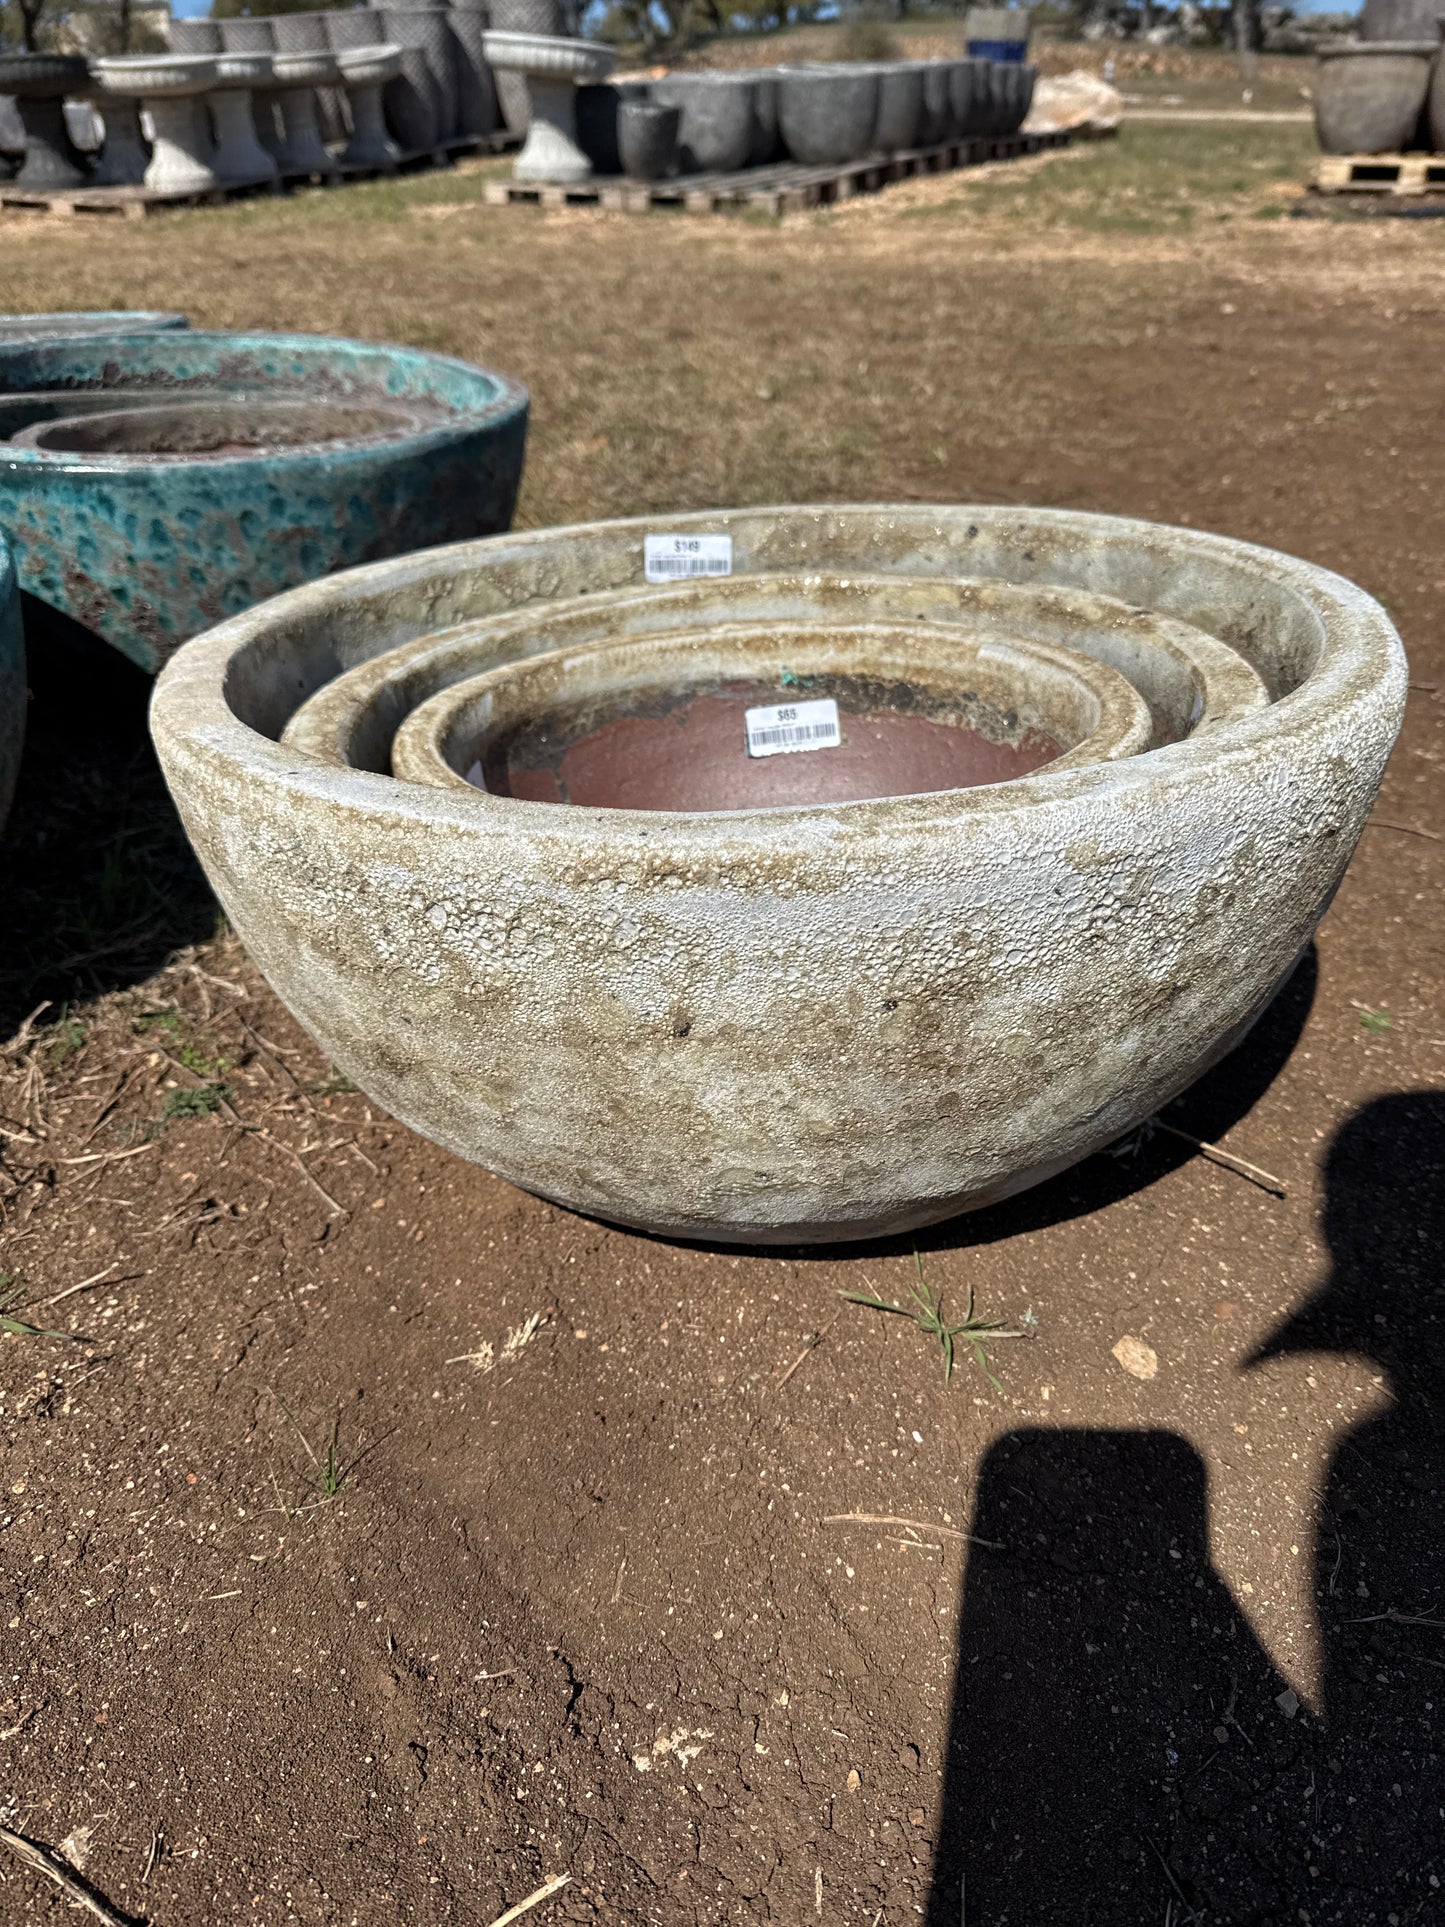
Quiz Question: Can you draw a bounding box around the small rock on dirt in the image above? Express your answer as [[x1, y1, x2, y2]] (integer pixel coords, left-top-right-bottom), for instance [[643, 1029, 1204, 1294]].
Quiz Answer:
[[1112, 1335, 1159, 1380]]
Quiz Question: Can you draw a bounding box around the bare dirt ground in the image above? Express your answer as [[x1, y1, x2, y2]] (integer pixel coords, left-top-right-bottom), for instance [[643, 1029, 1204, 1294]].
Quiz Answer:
[[1, 100, 1442, 1926]]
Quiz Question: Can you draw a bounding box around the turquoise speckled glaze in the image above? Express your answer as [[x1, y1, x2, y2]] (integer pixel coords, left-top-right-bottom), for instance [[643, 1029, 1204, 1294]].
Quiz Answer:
[[0, 533, 24, 839], [0, 331, 529, 673]]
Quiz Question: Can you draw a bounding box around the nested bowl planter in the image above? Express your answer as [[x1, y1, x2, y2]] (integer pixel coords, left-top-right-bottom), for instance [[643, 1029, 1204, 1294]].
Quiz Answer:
[[0, 330, 528, 673], [1314, 40, 1438, 153], [148, 505, 1404, 1246], [777, 63, 880, 165], [0, 53, 91, 190]]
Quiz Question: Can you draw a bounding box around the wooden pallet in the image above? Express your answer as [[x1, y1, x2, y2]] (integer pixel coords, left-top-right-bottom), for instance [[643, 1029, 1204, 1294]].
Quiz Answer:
[[483, 127, 1070, 214], [1311, 152, 1445, 196]]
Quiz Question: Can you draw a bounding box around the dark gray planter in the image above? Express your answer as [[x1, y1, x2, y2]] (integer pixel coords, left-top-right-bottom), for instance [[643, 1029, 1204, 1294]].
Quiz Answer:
[[950, 56, 989, 136], [219, 18, 277, 53], [874, 61, 923, 151], [489, 0, 558, 128], [379, 4, 456, 138], [1314, 41, 1435, 153], [777, 64, 878, 165], [652, 72, 756, 173], [168, 17, 222, 52], [382, 44, 439, 148], [0, 54, 91, 189], [618, 97, 677, 180], [448, 5, 500, 139], [748, 67, 781, 162], [917, 60, 950, 144], [576, 78, 647, 174], [1361, 0, 1445, 37]]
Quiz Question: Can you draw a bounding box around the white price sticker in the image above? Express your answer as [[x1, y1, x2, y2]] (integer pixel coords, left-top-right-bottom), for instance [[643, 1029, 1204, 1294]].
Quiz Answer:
[[644, 533, 733, 583], [745, 697, 842, 760]]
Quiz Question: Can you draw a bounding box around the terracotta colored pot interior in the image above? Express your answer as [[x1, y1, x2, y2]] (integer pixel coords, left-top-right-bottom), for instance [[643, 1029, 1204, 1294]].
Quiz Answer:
[[461, 670, 1064, 811]]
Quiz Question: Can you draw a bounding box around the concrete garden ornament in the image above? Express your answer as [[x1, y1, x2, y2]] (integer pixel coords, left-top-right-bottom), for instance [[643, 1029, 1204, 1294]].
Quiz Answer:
[[483, 29, 614, 181], [0, 330, 528, 673], [91, 55, 219, 195], [0, 53, 90, 188], [149, 505, 1404, 1246]]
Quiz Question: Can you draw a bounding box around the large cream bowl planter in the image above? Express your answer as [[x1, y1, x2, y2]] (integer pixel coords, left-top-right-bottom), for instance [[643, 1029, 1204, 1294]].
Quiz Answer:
[[149, 505, 1406, 1246]]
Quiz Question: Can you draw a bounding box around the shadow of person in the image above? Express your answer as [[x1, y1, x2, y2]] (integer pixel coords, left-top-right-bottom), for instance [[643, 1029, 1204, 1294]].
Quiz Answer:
[[0, 602, 216, 1037], [926, 1092, 1445, 1925]]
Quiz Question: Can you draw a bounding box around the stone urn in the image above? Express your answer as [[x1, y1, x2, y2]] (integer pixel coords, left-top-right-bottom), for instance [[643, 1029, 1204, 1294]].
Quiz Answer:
[[378, 4, 457, 139], [83, 69, 151, 186], [482, 30, 614, 182], [0, 330, 528, 672], [208, 51, 280, 187], [875, 61, 924, 152], [0, 53, 91, 190], [147, 504, 1404, 1246], [167, 17, 222, 53], [337, 43, 403, 166], [0, 309, 186, 341], [267, 49, 340, 174], [1314, 40, 1437, 153], [0, 534, 23, 842], [618, 98, 678, 181], [271, 11, 348, 146], [447, 4, 501, 139], [651, 72, 757, 174], [777, 64, 880, 165], [91, 56, 219, 195], [488, 0, 560, 129]]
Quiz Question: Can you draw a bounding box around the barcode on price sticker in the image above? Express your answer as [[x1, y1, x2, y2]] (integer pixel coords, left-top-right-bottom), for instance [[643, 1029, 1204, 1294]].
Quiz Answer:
[[745, 698, 842, 760], [644, 533, 733, 582]]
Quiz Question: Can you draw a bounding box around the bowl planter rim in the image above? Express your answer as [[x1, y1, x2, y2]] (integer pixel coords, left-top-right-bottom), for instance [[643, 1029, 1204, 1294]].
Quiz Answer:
[[150, 502, 1406, 861], [0, 329, 530, 477]]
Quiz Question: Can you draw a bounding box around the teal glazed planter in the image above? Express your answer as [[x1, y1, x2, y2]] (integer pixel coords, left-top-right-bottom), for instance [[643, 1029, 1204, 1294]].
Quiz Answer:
[[0, 533, 23, 838], [0, 330, 529, 674]]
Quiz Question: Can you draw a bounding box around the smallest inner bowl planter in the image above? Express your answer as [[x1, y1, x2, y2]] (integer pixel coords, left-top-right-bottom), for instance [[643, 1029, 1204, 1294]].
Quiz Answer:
[[387, 619, 1155, 806], [0, 330, 528, 674]]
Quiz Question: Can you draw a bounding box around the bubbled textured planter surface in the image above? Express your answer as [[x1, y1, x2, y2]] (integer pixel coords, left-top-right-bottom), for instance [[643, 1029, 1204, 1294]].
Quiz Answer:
[[1314, 41, 1436, 153], [652, 72, 756, 173], [618, 98, 678, 180], [0, 331, 528, 674], [148, 504, 1404, 1246]]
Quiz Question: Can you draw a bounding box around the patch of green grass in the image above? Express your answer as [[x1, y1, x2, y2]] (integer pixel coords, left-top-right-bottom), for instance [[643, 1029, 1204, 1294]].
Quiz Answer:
[[135, 1007, 182, 1036], [158, 1082, 229, 1124], [269, 1397, 360, 1518], [0, 1275, 64, 1341], [45, 1011, 87, 1065], [841, 1252, 1020, 1389], [1358, 1005, 1393, 1035], [309, 1071, 358, 1096], [905, 123, 1316, 235]]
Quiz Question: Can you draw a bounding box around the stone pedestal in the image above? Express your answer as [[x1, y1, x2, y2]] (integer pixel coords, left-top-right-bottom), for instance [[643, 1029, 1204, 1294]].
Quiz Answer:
[[482, 29, 613, 182]]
